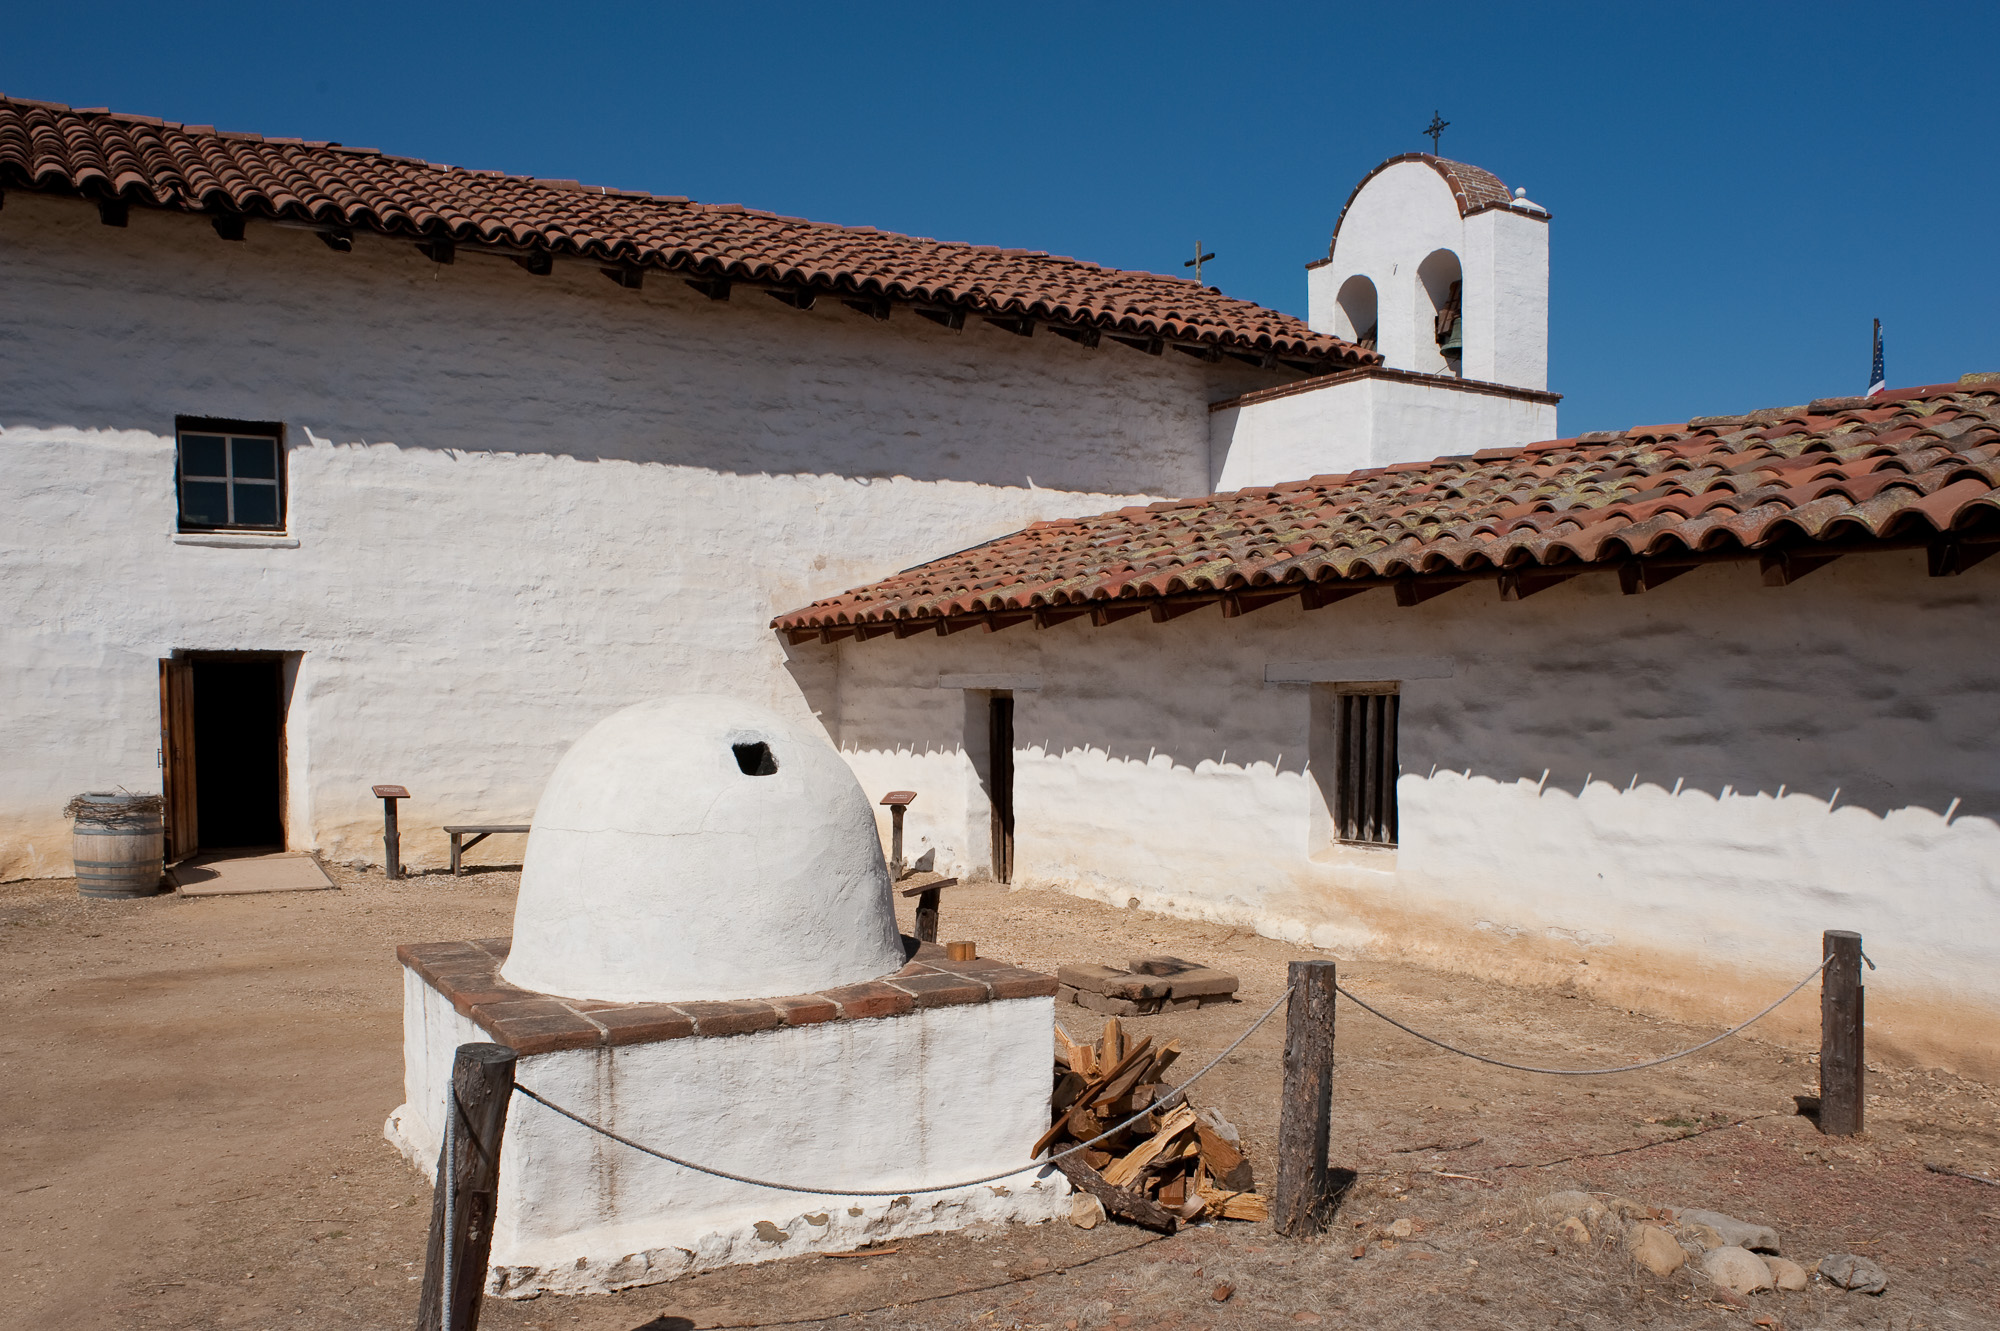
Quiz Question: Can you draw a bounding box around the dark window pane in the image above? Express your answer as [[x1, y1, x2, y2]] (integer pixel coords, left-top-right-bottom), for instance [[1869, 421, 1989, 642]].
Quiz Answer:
[[181, 480, 229, 525], [231, 481, 280, 527], [231, 436, 278, 479], [181, 434, 227, 477]]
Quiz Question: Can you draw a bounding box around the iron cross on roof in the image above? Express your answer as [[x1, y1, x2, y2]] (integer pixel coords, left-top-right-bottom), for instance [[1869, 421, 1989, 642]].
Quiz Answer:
[[1424, 112, 1450, 153], [1184, 240, 1216, 285]]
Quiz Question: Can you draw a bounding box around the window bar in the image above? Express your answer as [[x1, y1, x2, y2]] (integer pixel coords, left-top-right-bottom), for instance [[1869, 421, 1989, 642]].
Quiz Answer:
[[1338, 693, 1358, 842], [1382, 693, 1400, 845], [1359, 693, 1381, 844]]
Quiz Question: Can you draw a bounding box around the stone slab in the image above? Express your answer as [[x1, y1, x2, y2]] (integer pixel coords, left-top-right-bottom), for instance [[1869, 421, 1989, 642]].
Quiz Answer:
[[172, 851, 335, 896]]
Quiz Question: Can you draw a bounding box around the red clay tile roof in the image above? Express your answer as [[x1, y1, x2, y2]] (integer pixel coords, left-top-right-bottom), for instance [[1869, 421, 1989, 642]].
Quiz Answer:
[[0, 95, 1377, 371], [1329, 153, 1525, 253], [774, 378, 2000, 639]]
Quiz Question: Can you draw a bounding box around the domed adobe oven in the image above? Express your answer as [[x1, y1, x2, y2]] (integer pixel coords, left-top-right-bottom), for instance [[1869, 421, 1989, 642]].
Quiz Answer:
[[387, 696, 1065, 1297]]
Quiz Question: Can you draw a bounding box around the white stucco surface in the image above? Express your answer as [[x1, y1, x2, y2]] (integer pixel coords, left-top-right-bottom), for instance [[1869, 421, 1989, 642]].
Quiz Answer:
[[1209, 374, 1558, 490], [1307, 159, 1549, 389], [819, 552, 2000, 1076], [389, 968, 1066, 1296], [502, 696, 904, 1002], [0, 192, 1279, 880]]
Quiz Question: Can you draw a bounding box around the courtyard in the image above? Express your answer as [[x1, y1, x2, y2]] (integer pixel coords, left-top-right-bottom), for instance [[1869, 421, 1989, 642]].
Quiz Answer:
[[3, 868, 1995, 1331]]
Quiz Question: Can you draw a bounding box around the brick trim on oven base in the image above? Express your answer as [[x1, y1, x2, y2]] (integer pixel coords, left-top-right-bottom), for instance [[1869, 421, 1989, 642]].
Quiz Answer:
[[398, 938, 1058, 1056]]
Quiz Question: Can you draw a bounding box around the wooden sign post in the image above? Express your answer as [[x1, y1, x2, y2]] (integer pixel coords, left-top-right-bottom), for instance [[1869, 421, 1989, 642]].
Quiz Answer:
[[373, 784, 410, 880]]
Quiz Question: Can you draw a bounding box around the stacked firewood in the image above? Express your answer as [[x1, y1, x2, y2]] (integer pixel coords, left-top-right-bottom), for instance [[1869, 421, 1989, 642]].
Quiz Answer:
[[1041, 1016, 1267, 1231]]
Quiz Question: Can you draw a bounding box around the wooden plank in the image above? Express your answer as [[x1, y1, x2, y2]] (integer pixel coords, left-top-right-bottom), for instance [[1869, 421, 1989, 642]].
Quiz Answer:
[[1051, 1070, 1089, 1114], [1052, 1156, 1178, 1234], [1274, 959, 1338, 1236]]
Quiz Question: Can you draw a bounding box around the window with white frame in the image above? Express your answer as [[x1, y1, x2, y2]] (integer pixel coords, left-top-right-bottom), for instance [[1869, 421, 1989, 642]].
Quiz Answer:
[[177, 420, 284, 530]]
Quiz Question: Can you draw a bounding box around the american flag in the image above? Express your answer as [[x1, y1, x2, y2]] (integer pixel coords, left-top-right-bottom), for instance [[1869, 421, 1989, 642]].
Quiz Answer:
[[1868, 319, 1887, 397]]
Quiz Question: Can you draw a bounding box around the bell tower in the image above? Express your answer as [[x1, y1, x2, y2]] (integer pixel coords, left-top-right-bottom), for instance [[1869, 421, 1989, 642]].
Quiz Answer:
[[1208, 153, 1556, 491], [1306, 153, 1549, 391]]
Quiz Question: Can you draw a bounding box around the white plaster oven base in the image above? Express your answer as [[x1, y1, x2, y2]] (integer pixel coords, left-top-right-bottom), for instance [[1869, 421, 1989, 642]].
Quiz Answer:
[[388, 954, 1068, 1297]]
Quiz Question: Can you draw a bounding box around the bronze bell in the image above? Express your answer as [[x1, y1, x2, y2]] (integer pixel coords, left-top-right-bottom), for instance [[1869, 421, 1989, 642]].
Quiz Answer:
[[1439, 314, 1463, 354]]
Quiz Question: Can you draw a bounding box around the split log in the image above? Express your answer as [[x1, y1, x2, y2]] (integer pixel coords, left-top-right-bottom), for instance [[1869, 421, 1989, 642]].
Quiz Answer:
[[1053, 1156, 1179, 1233], [1102, 1106, 1197, 1188]]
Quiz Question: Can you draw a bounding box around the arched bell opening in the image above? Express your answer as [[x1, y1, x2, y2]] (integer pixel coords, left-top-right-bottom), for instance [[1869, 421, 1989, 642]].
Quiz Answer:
[[1333, 274, 1378, 351], [1416, 249, 1463, 377]]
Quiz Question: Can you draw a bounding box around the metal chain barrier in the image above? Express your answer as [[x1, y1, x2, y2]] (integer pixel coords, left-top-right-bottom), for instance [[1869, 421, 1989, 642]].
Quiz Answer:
[[1331, 954, 1835, 1076], [510, 984, 1297, 1198]]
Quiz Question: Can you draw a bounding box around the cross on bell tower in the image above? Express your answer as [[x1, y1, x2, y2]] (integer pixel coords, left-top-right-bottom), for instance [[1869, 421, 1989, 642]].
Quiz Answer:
[[1423, 111, 1449, 153]]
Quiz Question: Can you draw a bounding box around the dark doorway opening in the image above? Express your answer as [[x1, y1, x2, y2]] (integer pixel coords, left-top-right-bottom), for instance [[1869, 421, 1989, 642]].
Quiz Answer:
[[988, 694, 1015, 884], [190, 656, 285, 850]]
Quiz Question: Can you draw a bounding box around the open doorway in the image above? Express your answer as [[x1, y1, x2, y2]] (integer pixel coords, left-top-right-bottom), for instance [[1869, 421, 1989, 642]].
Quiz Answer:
[[987, 694, 1016, 883], [160, 654, 288, 856]]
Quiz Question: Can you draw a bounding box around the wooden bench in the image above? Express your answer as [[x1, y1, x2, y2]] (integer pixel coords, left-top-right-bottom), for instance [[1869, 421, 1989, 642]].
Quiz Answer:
[[445, 824, 531, 876]]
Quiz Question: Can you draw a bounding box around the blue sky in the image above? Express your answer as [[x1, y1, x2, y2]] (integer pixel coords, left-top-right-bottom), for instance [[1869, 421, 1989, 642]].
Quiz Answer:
[[4, 1, 1995, 434]]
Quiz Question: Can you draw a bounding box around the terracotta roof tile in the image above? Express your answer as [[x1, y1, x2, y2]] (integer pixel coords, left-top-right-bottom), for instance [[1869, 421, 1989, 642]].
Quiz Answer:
[[0, 96, 1375, 371], [1327, 153, 1531, 253], [773, 381, 2000, 637]]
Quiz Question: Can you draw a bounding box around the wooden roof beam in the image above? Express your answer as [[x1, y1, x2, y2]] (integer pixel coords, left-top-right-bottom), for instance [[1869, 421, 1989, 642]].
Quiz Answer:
[[1049, 325, 1101, 348], [1497, 569, 1582, 601], [1617, 561, 1694, 594], [1760, 550, 1840, 586], [1929, 538, 2000, 577], [1090, 604, 1151, 627], [1221, 588, 1300, 617]]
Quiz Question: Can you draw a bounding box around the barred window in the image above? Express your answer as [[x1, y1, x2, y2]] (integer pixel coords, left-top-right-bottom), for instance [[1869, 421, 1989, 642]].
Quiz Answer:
[[1317, 685, 1399, 847], [177, 419, 284, 530]]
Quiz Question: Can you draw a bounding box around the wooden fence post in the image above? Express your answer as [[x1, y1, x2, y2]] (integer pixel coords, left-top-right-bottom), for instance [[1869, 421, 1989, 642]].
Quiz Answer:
[[1274, 960, 1337, 1237], [1819, 930, 1864, 1136], [417, 1042, 518, 1331]]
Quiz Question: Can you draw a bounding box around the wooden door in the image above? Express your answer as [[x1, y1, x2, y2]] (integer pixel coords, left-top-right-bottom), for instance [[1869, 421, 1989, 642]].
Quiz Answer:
[[988, 695, 1015, 884], [159, 658, 197, 860]]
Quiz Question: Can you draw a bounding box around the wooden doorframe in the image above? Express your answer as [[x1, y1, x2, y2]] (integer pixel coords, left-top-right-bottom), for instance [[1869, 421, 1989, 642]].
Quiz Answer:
[[159, 657, 197, 861], [160, 651, 295, 860]]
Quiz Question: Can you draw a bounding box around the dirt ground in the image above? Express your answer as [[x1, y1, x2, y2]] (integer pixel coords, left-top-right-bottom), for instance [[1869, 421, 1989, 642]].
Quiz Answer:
[[4, 865, 1996, 1331]]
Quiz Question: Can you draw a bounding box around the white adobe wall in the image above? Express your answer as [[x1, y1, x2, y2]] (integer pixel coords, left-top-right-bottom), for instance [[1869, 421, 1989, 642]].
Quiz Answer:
[[1307, 159, 1548, 390], [1208, 375, 1558, 490], [0, 192, 1270, 879], [388, 969, 1065, 1295], [821, 552, 2000, 1077], [1461, 207, 1550, 390]]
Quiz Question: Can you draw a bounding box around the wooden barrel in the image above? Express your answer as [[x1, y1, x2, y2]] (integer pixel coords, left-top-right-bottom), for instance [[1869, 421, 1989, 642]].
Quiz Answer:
[[70, 793, 165, 899]]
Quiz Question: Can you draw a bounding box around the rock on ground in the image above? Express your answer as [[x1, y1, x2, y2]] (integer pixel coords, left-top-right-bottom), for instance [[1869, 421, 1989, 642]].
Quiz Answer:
[[1762, 1255, 1809, 1291], [1631, 1224, 1687, 1275], [1819, 1252, 1890, 1294], [1700, 1245, 1776, 1295], [1679, 1207, 1782, 1253]]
